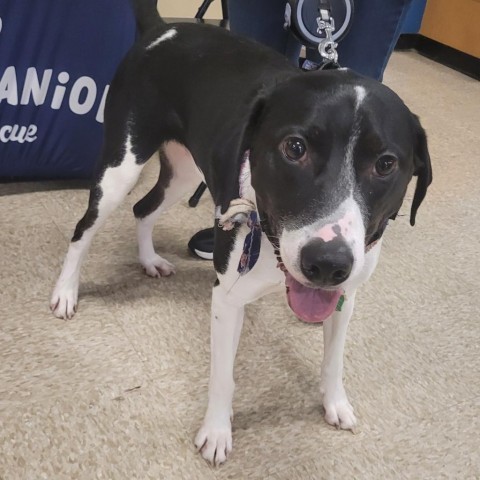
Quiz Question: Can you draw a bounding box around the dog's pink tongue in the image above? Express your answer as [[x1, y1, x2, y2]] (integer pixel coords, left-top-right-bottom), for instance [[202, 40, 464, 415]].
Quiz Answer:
[[285, 273, 342, 324]]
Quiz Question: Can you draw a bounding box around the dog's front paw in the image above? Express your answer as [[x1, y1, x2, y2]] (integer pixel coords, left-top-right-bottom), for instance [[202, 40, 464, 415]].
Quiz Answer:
[[321, 384, 357, 431], [50, 280, 79, 320], [194, 416, 232, 466], [140, 254, 176, 278]]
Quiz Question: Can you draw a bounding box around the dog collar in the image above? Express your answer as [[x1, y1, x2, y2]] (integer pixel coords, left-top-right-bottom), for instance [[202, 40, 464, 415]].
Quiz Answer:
[[215, 151, 261, 275], [365, 218, 389, 252], [237, 211, 262, 275]]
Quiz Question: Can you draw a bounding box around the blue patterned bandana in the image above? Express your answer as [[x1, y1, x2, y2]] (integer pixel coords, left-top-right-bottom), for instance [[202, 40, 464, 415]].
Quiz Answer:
[[237, 211, 262, 276]]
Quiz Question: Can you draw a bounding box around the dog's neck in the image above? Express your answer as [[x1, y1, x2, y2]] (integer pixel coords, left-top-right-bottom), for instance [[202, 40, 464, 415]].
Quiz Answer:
[[238, 151, 257, 206]]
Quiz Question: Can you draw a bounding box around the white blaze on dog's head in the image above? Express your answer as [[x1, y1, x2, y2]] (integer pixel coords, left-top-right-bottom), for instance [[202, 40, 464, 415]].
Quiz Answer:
[[354, 85, 366, 106], [344, 85, 366, 171], [278, 84, 369, 289]]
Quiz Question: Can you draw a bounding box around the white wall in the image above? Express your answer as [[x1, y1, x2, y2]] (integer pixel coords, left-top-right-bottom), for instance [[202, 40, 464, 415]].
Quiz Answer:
[[157, 0, 223, 20]]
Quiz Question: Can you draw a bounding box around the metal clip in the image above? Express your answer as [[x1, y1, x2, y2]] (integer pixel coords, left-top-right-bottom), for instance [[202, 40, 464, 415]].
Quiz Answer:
[[317, 16, 338, 64]]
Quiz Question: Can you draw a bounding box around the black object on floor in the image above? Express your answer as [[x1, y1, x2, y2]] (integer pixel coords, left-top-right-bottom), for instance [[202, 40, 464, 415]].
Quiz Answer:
[[188, 227, 214, 260]]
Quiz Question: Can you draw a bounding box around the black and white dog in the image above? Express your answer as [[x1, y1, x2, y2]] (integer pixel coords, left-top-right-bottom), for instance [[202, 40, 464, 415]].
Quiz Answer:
[[50, 0, 432, 465]]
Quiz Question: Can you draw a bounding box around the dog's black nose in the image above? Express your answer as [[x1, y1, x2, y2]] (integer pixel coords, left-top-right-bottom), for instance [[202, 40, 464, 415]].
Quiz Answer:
[[300, 239, 354, 286]]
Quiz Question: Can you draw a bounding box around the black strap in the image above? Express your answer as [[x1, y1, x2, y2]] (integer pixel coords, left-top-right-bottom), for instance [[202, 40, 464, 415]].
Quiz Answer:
[[319, 60, 341, 70], [301, 58, 341, 72], [366, 218, 389, 247], [318, 0, 333, 16]]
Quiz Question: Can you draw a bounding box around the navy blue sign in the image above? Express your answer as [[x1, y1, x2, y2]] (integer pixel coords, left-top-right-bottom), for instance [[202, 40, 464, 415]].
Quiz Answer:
[[0, 0, 137, 179]]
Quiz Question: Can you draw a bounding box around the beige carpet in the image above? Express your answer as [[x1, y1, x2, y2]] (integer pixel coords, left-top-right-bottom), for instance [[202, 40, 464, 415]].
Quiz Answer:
[[1, 52, 479, 479]]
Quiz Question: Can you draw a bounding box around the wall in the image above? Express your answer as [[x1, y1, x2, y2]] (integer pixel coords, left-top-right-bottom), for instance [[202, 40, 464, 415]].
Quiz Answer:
[[157, 0, 223, 20], [420, 0, 480, 58]]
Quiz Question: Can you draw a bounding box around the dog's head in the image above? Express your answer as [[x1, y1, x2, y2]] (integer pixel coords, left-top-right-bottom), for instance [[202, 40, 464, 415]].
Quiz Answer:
[[248, 69, 432, 322]]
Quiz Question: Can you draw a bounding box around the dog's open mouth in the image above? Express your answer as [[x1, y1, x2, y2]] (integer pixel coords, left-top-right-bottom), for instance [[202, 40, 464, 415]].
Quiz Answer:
[[285, 272, 342, 324]]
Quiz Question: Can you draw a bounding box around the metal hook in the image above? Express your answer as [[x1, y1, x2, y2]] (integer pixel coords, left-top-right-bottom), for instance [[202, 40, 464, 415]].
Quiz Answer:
[[317, 15, 338, 64], [319, 39, 338, 63]]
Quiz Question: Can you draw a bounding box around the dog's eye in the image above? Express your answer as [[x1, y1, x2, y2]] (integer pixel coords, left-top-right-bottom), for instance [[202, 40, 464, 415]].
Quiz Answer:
[[282, 137, 307, 162], [374, 155, 397, 177]]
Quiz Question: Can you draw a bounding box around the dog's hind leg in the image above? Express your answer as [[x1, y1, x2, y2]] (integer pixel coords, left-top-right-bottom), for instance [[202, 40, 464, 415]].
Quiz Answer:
[[133, 141, 203, 277], [50, 131, 155, 319]]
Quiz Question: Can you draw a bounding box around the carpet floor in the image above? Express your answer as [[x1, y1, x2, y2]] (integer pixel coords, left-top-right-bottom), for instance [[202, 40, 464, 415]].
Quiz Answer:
[[1, 51, 479, 479]]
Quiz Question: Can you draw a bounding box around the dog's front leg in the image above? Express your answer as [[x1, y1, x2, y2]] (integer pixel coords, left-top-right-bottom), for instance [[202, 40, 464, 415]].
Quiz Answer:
[[320, 289, 357, 430], [195, 284, 244, 465], [320, 240, 382, 429]]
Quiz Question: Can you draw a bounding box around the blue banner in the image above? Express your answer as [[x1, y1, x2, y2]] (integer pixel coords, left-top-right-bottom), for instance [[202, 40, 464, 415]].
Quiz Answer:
[[0, 0, 137, 179]]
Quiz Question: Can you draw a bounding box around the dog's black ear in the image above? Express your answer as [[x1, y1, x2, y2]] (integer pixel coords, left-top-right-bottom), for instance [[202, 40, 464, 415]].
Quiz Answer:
[[218, 94, 268, 214], [410, 114, 432, 226], [243, 96, 267, 144]]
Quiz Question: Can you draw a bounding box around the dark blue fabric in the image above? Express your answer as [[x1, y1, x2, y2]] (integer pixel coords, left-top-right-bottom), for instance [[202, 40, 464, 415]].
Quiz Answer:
[[401, 0, 427, 34], [0, 0, 136, 179], [228, 0, 302, 64], [228, 0, 414, 81], [335, 0, 413, 80]]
